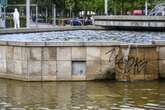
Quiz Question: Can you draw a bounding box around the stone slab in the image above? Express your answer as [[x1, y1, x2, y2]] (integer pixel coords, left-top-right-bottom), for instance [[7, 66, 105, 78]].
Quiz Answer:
[[101, 47, 117, 61], [0, 46, 7, 59], [159, 60, 165, 78], [57, 47, 71, 61], [144, 47, 158, 60], [7, 46, 14, 60], [29, 47, 42, 61], [14, 61, 23, 75], [43, 47, 57, 61], [42, 61, 57, 76], [7, 60, 15, 74], [56, 61, 71, 80], [159, 47, 165, 60], [86, 61, 101, 75], [87, 47, 101, 61], [72, 47, 86, 61], [0, 60, 6, 73], [13, 47, 22, 60], [28, 61, 41, 76]]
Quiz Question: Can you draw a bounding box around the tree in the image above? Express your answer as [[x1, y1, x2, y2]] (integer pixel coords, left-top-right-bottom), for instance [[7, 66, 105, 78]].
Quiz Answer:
[[8, 0, 165, 16]]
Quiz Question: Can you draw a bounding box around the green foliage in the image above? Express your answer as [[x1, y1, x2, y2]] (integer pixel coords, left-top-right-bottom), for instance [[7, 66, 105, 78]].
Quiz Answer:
[[8, 0, 25, 4], [8, 0, 165, 16], [108, 0, 165, 15], [48, 16, 53, 24], [65, 0, 75, 10], [5, 16, 26, 28]]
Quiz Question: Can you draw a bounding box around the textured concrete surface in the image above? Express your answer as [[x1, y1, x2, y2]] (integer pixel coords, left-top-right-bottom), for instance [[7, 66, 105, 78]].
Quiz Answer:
[[94, 16, 165, 28], [0, 40, 164, 81], [115, 47, 159, 81], [0, 41, 116, 81]]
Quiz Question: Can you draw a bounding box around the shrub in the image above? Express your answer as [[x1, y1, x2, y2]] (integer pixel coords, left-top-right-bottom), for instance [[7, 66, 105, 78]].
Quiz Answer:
[[5, 16, 26, 28], [48, 16, 53, 24]]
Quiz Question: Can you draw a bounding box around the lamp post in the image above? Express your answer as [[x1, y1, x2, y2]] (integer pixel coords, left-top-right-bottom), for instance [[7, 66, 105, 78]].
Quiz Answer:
[[104, 0, 108, 15], [145, 0, 148, 16], [0, 4, 2, 18], [26, 0, 30, 28], [53, 4, 56, 26], [36, 4, 38, 27], [70, 6, 72, 18]]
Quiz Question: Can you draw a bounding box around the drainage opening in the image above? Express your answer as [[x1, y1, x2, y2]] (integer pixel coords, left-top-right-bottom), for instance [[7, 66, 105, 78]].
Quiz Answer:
[[72, 61, 86, 76]]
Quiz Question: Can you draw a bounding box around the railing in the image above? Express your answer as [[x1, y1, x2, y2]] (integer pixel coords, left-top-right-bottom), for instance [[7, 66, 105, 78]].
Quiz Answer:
[[149, 3, 165, 16]]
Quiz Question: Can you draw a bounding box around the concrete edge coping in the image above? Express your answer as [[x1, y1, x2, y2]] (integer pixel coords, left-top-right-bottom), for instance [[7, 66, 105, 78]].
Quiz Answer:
[[152, 40, 165, 45], [0, 41, 121, 47], [94, 15, 165, 21], [0, 40, 162, 47], [0, 26, 105, 35]]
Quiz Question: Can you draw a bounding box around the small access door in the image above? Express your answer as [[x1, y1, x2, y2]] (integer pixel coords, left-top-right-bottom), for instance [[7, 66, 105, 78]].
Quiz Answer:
[[72, 61, 86, 76]]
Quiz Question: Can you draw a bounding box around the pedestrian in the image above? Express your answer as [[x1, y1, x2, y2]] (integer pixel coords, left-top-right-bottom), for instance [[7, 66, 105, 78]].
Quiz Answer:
[[13, 8, 20, 29]]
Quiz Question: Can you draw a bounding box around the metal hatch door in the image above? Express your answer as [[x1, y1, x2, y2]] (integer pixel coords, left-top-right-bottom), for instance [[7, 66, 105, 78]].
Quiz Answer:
[[72, 61, 86, 76]]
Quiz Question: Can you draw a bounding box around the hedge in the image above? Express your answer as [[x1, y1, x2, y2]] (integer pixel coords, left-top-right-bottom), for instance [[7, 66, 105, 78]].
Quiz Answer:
[[5, 16, 26, 28], [48, 17, 65, 26]]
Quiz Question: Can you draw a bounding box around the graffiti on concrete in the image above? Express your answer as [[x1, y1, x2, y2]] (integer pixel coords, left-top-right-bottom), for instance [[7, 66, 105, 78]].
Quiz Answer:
[[105, 48, 116, 63], [105, 48, 148, 74]]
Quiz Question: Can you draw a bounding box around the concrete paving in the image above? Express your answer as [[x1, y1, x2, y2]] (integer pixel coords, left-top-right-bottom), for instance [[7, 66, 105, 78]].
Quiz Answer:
[[0, 25, 104, 34]]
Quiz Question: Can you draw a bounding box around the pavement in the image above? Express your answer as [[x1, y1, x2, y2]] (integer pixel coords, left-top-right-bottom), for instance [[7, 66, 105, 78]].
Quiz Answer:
[[30, 23, 55, 28], [0, 24, 105, 35]]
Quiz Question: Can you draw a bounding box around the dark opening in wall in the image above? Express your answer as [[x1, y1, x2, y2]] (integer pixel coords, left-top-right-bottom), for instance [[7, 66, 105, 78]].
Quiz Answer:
[[72, 61, 86, 76]]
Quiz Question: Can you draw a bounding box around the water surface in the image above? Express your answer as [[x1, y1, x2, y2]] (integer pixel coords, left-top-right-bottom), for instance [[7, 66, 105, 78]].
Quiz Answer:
[[0, 79, 165, 110], [0, 30, 165, 44]]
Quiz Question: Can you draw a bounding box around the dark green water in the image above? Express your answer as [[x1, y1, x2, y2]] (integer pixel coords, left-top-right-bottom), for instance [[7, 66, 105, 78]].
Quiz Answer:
[[0, 79, 165, 110]]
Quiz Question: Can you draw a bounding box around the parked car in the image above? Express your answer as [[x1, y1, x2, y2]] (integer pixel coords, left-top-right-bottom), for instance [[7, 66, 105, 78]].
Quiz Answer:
[[70, 17, 82, 26], [64, 17, 82, 26], [132, 10, 144, 15], [64, 16, 94, 26], [127, 9, 144, 15]]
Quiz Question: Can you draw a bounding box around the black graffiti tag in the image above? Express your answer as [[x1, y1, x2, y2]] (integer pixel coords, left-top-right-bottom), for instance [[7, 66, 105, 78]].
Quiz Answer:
[[106, 48, 148, 74]]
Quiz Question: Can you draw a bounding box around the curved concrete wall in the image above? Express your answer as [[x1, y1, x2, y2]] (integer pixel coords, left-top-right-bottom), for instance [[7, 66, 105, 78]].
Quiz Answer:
[[0, 40, 164, 81], [94, 16, 165, 30], [0, 41, 120, 81]]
